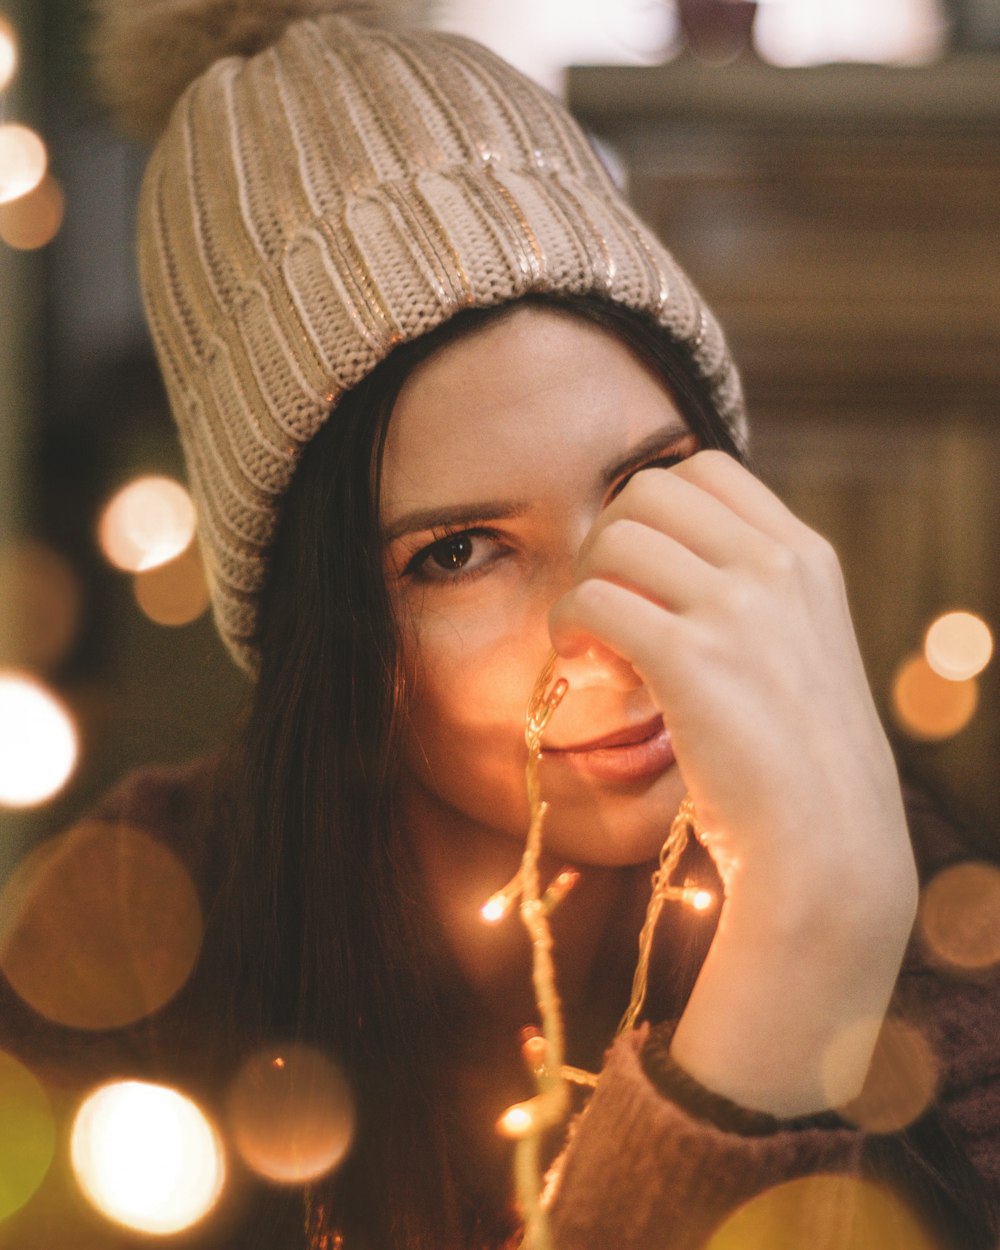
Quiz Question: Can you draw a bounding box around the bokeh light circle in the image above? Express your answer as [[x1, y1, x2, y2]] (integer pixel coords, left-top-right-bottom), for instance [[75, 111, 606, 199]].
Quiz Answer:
[[0, 819, 203, 1029], [71, 1080, 225, 1235], [919, 861, 1000, 972], [0, 1051, 56, 1221], [706, 1174, 935, 1250], [828, 1016, 937, 1133], [0, 540, 83, 670], [924, 611, 993, 682], [0, 672, 78, 807], [133, 543, 210, 626], [891, 652, 978, 741], [0, 16, 17, 93], [0, 172, 65, 250], [227, 1045, 355, 1184], [0, 122, 47, 205], [98, 476, 197, 573]]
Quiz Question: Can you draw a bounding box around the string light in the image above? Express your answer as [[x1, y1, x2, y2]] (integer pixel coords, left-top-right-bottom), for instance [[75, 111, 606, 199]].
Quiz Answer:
[[924, 610, 993, 682], [618, 796, 708, 1035], [0, 122, 46, 205], [227, 1045, 355, 1185], [98, 476, 197, 573], [0, 171, 64, 250], [0, 819, 203, 1029], [0, 670, 78, 807], [0, 15, 17, 93], [71, 1080, 226, 1235], [891, 651, 978, 740], [487, 653, 714, 1246]]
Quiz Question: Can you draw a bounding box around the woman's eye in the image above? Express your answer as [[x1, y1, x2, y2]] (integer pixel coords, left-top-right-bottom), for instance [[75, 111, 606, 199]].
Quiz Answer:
[[429, 534, 473, 571], [406, 528, 506, 582]]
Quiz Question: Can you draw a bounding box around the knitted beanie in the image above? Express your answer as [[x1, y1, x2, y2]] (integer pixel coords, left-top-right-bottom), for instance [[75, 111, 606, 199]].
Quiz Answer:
[[94, 0, 746, 676]]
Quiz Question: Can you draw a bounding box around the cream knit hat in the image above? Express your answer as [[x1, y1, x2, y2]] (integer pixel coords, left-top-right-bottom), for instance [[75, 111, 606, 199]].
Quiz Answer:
[[95, 0, 746, 676]]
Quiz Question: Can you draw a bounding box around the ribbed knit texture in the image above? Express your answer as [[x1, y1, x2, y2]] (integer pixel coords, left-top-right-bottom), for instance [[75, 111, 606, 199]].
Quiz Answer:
[[136, 12, 747, 674]]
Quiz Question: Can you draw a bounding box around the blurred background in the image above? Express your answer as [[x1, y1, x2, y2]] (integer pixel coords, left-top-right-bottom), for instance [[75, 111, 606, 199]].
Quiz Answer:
[[0, 1, 998, 1244], [1, 0, 997, 857]]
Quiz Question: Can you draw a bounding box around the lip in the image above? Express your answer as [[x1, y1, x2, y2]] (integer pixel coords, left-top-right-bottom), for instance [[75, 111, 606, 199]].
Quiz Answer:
[[542, 716, 675, 784]]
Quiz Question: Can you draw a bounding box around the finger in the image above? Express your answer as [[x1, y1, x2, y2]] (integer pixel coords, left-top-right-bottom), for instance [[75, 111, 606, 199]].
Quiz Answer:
[[577, 517, 718, 614], [670, 450, 816, 550], [590, 464, 775, 572], [549, 577, 681, 677]]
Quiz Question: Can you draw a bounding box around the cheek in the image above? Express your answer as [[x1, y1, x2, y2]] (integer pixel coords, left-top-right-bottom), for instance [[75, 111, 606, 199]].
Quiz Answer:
[[398, 593, 548, 788]]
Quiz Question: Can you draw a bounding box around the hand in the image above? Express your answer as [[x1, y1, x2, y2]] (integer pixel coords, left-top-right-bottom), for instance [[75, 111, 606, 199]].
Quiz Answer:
[[549, 450, 917, 1113]]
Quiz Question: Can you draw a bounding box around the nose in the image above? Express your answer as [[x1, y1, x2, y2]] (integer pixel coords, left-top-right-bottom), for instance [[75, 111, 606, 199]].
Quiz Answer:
[[538, 517, 643, 693], [555, 643, 642, 693]]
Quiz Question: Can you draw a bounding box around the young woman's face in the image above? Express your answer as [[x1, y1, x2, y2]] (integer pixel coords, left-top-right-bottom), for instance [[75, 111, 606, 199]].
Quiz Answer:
[[381, 305, 696, 868]]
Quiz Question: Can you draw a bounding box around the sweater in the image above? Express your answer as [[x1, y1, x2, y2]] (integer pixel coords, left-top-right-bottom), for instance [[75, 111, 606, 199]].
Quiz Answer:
[[2, 762, 997, 1249]]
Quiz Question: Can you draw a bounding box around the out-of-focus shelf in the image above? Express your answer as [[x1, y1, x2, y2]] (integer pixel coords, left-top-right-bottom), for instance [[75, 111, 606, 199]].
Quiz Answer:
[[568, 57, 1000, 415], [569, 57, 1000, 132]]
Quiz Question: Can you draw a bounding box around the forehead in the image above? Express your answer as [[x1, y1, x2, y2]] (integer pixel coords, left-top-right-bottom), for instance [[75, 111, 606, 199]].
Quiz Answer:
[[380, 305, 686, 517]]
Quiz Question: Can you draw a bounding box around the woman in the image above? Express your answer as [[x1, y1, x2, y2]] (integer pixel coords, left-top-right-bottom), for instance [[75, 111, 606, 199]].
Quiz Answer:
[[83, 1, 999, 1247]]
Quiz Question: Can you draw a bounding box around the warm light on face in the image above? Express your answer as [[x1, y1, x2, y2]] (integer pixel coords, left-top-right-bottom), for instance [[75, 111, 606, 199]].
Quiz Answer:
[[924, 610, 993, 682], [0, 672, 77, 807], [891, 652, 978, 741], [0, 122, 47, 205], [0, 16, 17, 92], [0, 171, 64, 249], [71, 1081, 225, 1236], [0, 1051, 56, 1221], [227, 1045, 355, 1184], [0, 820, 203, 1029], [919, 861, 1000, 972], [98, 476, 197, 573]]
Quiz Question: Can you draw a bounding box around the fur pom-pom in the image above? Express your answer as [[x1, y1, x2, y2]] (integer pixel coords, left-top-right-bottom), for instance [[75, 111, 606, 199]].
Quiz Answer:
[[91, 0, 414, 142]]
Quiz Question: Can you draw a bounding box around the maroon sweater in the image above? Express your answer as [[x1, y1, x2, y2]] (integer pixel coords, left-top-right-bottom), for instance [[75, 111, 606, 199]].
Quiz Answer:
[[4, 763, 997, 1248]]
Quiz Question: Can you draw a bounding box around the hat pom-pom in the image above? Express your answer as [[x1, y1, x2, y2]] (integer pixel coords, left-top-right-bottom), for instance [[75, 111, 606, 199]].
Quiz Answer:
[[90, 0, 412, 143]]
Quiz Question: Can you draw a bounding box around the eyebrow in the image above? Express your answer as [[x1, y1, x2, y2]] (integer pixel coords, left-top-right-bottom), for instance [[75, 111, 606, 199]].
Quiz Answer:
[[603, 423, 693, 487], [382, 500, 529, 544], [382, 422, 692, 544]]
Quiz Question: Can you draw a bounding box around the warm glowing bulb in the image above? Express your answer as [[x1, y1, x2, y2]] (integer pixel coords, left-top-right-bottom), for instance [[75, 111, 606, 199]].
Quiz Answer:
[[0, 17, 17, 92], [481, 895, 508, 924], [71, 1081, 225, 1236], [685, 887, 714, 913], [497, 1101, 537, 1139], [0, 123, 47, 205], [924, 611, 993, 682], [98, 477, 197, 573], [542, 867, 580, 914], [0, 672, 77, 807]]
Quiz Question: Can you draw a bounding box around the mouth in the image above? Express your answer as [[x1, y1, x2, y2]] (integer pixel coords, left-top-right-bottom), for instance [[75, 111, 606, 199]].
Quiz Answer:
[[542, 715, 675, 784]]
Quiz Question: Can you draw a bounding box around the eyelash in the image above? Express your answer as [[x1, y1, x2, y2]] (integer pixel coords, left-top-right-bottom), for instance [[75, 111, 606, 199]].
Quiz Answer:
[[609, 449, 690, 499]]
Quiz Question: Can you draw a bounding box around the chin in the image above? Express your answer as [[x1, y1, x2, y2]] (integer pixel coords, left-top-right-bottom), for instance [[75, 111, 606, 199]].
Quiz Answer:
[[534, 766, 686, 868]]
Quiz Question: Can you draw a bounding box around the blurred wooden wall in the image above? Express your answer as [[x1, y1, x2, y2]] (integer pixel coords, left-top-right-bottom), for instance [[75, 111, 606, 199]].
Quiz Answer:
[[570, 58, 1000, 848]]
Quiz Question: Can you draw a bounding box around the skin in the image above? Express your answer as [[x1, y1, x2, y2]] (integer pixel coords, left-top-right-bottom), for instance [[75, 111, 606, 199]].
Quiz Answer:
[[381, 304, 918, 1117]]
